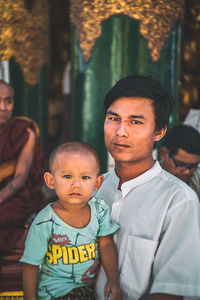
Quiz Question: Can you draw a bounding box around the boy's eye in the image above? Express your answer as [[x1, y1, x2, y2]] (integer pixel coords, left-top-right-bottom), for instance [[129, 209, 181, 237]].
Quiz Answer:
[[82, 176, 90, 179], [63, 175, 71, 179]]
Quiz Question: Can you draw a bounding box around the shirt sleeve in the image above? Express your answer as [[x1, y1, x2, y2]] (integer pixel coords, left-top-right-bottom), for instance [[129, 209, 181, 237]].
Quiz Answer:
[[20, 217, 52, 266], [190, 168, 200, 199], [94, 198, 120, 237], [150, 197, 200, 297]]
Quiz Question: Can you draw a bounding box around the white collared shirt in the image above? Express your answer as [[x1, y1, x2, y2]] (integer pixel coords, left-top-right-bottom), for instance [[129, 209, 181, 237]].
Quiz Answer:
[[95, 161, 200, 300]]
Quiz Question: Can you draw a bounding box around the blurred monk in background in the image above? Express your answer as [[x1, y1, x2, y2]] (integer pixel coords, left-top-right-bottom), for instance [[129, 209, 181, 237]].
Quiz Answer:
[[0, 80, 46, 257]]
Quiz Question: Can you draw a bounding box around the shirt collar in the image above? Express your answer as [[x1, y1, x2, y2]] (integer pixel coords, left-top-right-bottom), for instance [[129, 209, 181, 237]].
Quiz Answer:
[[110, 161, 162, 198]]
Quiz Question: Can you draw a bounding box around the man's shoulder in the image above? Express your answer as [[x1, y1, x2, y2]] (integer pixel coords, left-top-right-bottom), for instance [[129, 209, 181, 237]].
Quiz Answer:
[[102, 169, 114, 178], [160, 167, 198, 200]]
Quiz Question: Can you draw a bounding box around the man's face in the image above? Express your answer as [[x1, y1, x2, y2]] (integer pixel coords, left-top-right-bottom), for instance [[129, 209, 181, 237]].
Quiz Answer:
[[161, 147, 200, 183], [0, 84, 14, 126], [104, 97, 165, 166]]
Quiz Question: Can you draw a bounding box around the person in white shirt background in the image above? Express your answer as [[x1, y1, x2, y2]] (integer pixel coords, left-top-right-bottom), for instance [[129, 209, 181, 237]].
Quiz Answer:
[[95, 74, 200, 300], [160, 124, 200, 199]]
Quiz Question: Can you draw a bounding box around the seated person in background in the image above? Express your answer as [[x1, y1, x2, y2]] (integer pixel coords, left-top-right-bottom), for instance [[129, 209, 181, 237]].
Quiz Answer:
[[0, 79, 46, 257], [21, 142, 122, 300], [160, 124, 200, 198]]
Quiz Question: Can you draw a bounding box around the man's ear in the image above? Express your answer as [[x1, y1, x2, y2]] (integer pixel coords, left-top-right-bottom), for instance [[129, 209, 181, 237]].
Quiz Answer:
[[94, 175, 104, 191], [44, 172, 55, 190], [154, 126, 167, 142], [160, 146, 169, 161]]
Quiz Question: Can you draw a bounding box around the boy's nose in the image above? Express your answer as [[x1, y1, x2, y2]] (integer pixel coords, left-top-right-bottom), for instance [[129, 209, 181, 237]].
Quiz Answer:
[[72, 179, 81, 188]]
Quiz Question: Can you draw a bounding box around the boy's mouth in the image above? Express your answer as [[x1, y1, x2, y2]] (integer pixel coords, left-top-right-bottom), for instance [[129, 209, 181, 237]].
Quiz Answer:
[[69, 192, 81, 196]]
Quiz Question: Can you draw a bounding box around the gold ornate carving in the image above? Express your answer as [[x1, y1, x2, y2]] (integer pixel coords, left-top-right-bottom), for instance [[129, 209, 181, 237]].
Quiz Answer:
[[70, 0, 184, 63], [0, 0, 50, 85]]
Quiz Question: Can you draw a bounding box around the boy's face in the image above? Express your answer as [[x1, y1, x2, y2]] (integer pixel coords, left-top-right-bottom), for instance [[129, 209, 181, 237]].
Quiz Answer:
[[45, 152, 103, 207], [104, 97, 166, 165]]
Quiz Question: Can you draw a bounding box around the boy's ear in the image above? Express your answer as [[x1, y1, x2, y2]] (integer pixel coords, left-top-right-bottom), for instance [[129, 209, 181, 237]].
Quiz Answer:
[[94, 175, 104, 191], [44, 172, 55, 190], [154, 126, 167, 142]]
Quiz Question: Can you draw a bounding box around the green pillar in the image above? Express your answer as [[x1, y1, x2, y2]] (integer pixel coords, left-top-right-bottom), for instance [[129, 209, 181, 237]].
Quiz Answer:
[[9, 58, 48, 154], [70, 16, 182, 172]]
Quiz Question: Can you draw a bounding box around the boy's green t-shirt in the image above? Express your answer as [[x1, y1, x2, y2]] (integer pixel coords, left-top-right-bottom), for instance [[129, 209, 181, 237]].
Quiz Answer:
[[20, 197, 119, 299]]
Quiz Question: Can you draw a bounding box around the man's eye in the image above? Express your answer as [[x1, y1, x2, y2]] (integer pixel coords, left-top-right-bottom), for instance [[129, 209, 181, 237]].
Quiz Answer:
[[131, 120, 142, 124], [5, 97, 13, 105], [109, 117, 119, 121], [82, 176, 90, 179], [64, 175, 71, 179], [6, 99, 13, 104]]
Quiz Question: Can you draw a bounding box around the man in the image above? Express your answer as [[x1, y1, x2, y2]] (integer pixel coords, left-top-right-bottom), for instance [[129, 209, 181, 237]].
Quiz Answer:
[[160, 124, 200, 198], [0, 80, 46, 255], [95, 75, 200, 300]]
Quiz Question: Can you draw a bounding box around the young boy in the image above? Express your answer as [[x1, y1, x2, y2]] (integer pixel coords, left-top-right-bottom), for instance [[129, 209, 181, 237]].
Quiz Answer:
[[20, 142, 122, 300]]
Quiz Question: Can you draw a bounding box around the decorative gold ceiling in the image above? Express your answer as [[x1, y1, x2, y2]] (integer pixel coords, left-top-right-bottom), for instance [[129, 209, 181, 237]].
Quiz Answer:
[[180, 0, 200, 120], [0, 0, 50, 85], [70, 0, 184, 63]]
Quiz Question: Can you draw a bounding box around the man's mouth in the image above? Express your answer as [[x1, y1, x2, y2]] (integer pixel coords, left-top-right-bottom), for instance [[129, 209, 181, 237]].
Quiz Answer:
[[113, 143, 130, 148]]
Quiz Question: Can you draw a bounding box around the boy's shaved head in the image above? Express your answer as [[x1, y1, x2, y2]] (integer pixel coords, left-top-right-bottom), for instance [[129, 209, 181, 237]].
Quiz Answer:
[[49, 142, 101, 174]]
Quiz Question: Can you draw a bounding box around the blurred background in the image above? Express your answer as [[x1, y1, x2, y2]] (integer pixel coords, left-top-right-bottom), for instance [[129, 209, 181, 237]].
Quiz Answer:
[[0, 0, 199, 172]]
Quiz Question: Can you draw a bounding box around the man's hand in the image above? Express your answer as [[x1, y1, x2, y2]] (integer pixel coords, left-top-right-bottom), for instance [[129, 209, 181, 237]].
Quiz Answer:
[[105, 280, 123, 300]]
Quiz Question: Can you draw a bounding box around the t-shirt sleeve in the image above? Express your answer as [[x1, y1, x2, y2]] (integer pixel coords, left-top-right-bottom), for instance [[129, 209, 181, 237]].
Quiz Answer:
[[94, 198, 120, 237], [20, 217, 51, 266], [150, 196, 200, 297]]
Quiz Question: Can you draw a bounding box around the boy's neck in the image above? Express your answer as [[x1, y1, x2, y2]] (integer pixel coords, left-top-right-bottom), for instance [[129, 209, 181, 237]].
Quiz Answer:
[[52, 201, 91, 228]]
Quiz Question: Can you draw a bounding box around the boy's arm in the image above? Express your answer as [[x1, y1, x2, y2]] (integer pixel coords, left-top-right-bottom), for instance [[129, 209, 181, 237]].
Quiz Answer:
[[98, 235, 123, 300], [22, 263, 39, 300]]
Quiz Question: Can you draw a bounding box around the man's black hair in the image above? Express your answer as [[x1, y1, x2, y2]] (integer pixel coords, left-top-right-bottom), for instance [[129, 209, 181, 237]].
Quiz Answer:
[[163, 124, 200, 155], [104, 75, 175, 131]]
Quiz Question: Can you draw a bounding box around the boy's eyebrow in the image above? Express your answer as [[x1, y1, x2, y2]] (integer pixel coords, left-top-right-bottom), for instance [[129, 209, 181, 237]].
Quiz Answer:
[[106, 110, 145, 119]]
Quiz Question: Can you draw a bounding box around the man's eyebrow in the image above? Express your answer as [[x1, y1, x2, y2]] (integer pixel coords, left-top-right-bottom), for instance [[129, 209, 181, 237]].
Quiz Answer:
[[106, 110, 145, 119], [106, 111, 119, 116], [129, 114, 145, 119]]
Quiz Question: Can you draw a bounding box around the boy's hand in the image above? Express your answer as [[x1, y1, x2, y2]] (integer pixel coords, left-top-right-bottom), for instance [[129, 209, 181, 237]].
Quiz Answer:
[[105, 280, 123, 300]]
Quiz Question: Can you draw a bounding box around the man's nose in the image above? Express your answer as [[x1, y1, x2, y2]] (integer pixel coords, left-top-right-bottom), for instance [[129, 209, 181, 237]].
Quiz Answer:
[[182, 168, 194, 177], [0, 100, 6, 110], [116, 122, 128, 137]]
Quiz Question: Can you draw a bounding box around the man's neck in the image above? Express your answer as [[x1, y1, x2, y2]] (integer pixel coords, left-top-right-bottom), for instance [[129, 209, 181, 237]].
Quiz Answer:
[[115, 158, 155, 189]]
